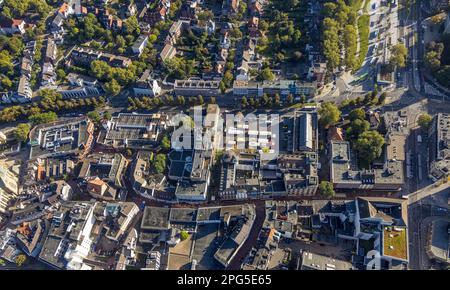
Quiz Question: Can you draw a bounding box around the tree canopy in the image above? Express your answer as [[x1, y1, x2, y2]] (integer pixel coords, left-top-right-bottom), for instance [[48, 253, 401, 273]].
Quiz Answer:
[[319, 181, 335, 198], [390, 44, 408, 68], [417, 114, 432, 130], [14, 123, 31, 143], [319, 102, 341, 128], [153, 154, 167, 174], [355, 130, 385, 166], [29, 111, 57, 125]]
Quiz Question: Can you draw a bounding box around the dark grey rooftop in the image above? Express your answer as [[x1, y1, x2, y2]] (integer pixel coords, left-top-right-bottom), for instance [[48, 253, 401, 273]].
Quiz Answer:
[[169, 208, 198, 223], [141, 206, 171, 230], [197, 207, 221, 222]]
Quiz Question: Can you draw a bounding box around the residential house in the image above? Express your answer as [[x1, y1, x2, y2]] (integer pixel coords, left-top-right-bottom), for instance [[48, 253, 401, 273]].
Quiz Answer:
[[0, 19, 26, 35]]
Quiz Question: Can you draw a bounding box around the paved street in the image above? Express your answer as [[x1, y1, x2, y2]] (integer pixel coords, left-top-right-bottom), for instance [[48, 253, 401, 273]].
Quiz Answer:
[[407, 183, 449, 269]]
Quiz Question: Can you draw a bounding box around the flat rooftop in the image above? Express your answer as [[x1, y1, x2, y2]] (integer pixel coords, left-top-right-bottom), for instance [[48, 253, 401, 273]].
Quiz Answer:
[[169, 208, 198, 223], [301, 251, 353, 270], [383, 226, 408, 261], [174, 79, 220, 89], [141, 206, 171, 230], [197, 207, 221, 222]]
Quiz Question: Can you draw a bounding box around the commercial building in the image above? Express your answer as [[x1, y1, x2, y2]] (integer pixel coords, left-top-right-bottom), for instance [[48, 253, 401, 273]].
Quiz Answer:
[[130, 151, 170, 200], [329, 140, 404, 191], [300, 251, 353, 270], [173, 79, 221, 97], [0, 159, 20, 214], [133, 69, 162, 97], [355, 197, 409, 269], [167, 149, 212, 202], [39, 202, 96, 269], [29, 117, 94, 159], [428, 113, 450, 181], [101, 113, 168, 149], [69, 46, 132, 68], [425, 219, 449, 265], [233, 80, 317, 98]]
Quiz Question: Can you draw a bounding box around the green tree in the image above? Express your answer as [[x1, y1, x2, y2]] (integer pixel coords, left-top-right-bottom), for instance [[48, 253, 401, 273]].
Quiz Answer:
[[259, 67, 275, 81], [180, 230, 189, 241], [322, 17, 340, 70], [87, 111, 101, 123], [198, 95, 204, 105], [104, 79, 121, 96], [355, 130, 385, 166], [29, 111, 57, 125], [319, 181, 335, 198], [14, 254, 27, 267], [161, 135, 171, 150], [390, 44, 408, 68], [319, 102, 341, 128], [153, 154, 167, 174], [103, 111, 112, 120], [177, 95, 186, 106], [349, 108, 366, 121], [241, 96, 248, 107], [0, 50, 13, 74], [346, 119, 370, 140], [1, 76, 12, 89], [90, 60, 111, 80], [286, 94, 294, 104], [124, 15, 140, 35], [417, 114, 432, 130], [424, 50, 441, 72], [343, 24, 358, 71], [14, 123, 31, 142], [56, 69, 66, 81]]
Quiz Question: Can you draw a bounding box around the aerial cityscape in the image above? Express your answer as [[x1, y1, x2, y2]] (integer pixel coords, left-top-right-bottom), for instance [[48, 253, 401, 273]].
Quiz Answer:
[[0, 0, 448, 273]]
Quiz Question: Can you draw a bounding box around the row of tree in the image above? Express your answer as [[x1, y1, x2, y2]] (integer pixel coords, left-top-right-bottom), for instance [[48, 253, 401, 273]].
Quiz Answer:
[[322, 0, 360, 71], [0, 89, 106, 124], [127, 95, 216, 111]]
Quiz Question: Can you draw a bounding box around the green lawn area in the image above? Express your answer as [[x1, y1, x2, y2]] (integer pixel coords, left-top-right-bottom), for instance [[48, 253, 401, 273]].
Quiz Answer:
[[383, 226, 408, 260], [357, 14, 370, 67]]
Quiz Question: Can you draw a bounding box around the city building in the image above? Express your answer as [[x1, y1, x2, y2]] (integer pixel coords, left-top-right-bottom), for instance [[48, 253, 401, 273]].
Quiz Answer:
[[329, 140, 404, 191], [66, 73, 99, 87], [428, 113, 450, 181], [300, 251, 353, 270], [78, 153, 127, 188], [0, 19, 26, 35], [69, 46, 132, 68], [133, 69, 162, 97], [173, 79, 221, 97], [101, 113, 168, 149], [15, 219, 50, 257], [15, 76, 33, 102], [0, 159, 20, 214], [355, 197, 409, 269], [130, 151, 170, 200], [28, 117, 94, 159], [131, 35, 149, 56], [233, 80, 317, 98], [425, 219, 449, 265], [39, 202, 96, 269], [168, 149, 211, 202]]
